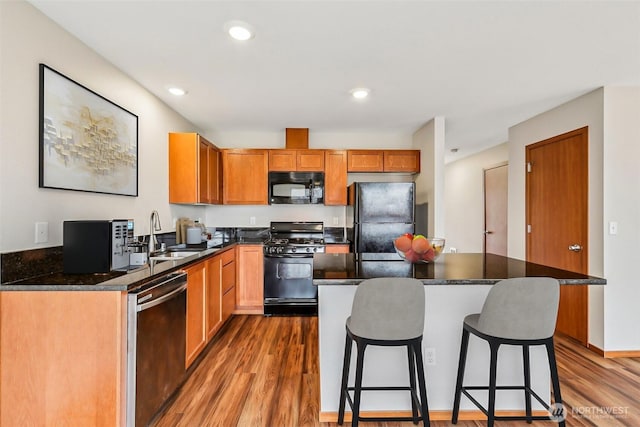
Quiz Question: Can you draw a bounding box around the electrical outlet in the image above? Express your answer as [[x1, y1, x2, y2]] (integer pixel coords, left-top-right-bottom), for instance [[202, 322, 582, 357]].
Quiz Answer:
[[449, 247, 457, 253], [250, 216, 256, 225], [333, 216, 339, 226], [424, 347, 436, 365]]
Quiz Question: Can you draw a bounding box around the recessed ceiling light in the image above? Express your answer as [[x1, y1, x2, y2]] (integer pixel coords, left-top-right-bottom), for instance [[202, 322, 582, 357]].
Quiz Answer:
[[350, 88, 370, 100], [167, 87, 187, 96], [225, 21, 254, 41]]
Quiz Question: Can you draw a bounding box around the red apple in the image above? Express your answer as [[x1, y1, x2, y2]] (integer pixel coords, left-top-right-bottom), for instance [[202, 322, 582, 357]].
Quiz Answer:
[[422, 247, 435, 262], [394, 235, 413, 252], [403, 248, 421, 262], [411, 235, 429, 254]]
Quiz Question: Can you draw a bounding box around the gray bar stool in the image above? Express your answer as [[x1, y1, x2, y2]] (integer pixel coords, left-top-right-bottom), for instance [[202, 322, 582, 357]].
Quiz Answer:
[[451, 277, 565, 427], [338, 277, 430, 426]]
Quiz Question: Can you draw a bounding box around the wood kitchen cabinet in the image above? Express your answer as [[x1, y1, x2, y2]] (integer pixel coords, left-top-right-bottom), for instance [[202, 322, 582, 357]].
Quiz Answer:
[[235, 244, 264, 314], [185, 262, 207, 368], [0, 291, 126, 426], [222, 149, 269, 204], [383, 150, 421, 172], [347, 149, 384, 172], [205, 255, 223, 341], [347, 149, 420, 173], [221, 248, 237, 322], [324, 150, 347, 205], [169, 132, 222, 204], [325, 244, 350, 254], [268, 149, 325, 171]]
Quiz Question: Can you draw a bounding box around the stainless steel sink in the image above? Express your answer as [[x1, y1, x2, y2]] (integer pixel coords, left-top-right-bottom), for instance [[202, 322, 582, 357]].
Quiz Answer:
[[149, 251, 199, 262]]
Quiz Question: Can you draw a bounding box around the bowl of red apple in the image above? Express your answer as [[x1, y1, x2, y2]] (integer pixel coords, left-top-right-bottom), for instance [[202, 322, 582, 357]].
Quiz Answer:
[[393, 234, 445, 263]]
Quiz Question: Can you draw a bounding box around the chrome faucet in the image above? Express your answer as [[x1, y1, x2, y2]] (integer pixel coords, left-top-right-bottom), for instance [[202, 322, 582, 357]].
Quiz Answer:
[[149, 210, 162, 254]]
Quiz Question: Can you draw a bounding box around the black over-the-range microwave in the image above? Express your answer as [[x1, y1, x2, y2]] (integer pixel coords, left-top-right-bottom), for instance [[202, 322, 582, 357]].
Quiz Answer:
[[268, 171, 324, 205]]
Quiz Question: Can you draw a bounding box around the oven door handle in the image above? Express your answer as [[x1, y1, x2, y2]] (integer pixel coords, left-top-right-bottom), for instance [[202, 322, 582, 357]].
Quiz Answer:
[[264, 254, 314, 259], [137, 283, 187, 312]]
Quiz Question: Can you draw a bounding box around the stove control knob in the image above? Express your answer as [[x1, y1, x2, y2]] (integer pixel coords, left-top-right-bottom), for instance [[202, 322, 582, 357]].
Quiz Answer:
[[277, 246, 283, 254], [291, 247, 297, 253]]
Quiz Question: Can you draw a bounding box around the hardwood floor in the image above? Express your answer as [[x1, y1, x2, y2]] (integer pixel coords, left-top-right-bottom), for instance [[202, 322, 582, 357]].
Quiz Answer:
[[151, 315, 640, 427]]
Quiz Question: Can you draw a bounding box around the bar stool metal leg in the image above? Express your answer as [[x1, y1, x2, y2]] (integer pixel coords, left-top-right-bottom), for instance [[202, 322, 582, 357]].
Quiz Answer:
[[452, 328, 470, 424], [413, 339, 430, 427], [351, 340, 368, 427], [546, 339, 566, 427], [523, 345, 532, 423], [338, 332, 353, 425], [407, 344, 419, 424], [487, 342, 500, 427]]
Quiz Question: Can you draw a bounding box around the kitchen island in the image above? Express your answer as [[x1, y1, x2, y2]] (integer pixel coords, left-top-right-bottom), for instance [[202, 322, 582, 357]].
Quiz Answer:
[[313, 253, 605, 422]]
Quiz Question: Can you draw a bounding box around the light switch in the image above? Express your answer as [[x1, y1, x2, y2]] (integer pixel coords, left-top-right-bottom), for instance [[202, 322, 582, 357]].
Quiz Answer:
[[35, 222, 49, 243], [609, 221, 618, 235]]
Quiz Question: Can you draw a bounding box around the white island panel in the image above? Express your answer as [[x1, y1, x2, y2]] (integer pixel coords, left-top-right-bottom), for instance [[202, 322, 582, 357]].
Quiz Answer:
[[318, 284, 551, 417]]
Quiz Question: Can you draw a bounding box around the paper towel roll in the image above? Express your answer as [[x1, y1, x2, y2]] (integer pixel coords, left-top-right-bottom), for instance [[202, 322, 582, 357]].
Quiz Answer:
[[186, 227, 202, 244]]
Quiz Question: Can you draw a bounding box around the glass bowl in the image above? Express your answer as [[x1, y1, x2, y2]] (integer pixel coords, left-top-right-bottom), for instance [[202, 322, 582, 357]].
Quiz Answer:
[[393, 237, 446, 263]]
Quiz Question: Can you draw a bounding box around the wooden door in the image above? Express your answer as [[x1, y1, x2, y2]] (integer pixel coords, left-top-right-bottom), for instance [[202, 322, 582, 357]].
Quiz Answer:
[[484, 163, 508, 256], [526, 127, 589, 344]]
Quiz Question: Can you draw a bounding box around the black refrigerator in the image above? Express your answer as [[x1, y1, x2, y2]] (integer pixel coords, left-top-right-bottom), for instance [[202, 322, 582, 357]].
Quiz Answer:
[[347, 182, 416, 254]]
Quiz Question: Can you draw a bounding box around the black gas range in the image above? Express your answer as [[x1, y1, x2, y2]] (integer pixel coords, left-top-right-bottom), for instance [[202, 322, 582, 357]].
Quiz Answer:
[[263, 222, 325, 316]]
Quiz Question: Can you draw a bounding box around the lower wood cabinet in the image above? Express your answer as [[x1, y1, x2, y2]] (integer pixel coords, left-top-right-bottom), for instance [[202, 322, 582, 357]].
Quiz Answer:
[[0, 291, 126, 426], [325, 244, 350, 254], [235, 244, 264, 314], [205, 255, 223, 341], [186, 247, 236, 368], [221, 248, 236, 323], [185, 262, 207, 368]]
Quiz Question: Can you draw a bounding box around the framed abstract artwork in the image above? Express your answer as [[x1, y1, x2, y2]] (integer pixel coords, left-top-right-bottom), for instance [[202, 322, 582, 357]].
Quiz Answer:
[[39, 64, 138, 196]]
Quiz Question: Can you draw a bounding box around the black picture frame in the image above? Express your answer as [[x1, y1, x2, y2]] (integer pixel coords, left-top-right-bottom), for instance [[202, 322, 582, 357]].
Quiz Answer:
[[39, 64, 138, 196]]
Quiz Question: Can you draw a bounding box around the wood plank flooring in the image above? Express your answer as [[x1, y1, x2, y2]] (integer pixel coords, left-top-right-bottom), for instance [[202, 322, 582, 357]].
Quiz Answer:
[[151, 315, 640, 427]]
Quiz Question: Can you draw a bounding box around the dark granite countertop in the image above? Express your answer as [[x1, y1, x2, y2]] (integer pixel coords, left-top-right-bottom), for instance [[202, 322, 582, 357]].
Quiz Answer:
[[313, 252, 606, 286], [0, 242, 247, 292]]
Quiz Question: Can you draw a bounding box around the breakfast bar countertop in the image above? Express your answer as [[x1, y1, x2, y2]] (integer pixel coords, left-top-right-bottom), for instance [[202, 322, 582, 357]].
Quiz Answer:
[[313, 252, 606, 285]]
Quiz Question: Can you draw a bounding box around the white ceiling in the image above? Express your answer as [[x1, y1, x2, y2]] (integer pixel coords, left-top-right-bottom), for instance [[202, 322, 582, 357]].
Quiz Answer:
[[29, 1, 640, 161]]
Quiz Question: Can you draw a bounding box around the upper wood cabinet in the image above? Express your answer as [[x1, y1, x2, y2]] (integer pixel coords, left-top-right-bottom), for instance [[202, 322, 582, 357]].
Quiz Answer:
[[169, 132, 221, 204], [269, 149, 325, 172], [347, 149, 420, 173], [324, 150, 347, 205], [347, 150, 384, 172], [384, 150, 421, 172], [222, 149, 269, 204]]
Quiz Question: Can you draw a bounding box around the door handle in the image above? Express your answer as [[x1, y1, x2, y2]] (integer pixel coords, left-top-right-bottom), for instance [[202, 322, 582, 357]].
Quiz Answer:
[[484, 230, 493, 234], [568, 244, 583, 252]]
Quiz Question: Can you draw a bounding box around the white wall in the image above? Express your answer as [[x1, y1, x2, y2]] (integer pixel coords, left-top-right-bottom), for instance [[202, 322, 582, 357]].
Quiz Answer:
[[0, 2, 419, 255], [601, 87, 640, 350], [0, 1, 206, 253], [444, 143, 508, 253], [412, 117, 445, 236]]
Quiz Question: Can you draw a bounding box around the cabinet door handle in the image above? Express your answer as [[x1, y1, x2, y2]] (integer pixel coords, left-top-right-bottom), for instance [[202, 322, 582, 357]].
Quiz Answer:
[[568, 244, 583, 252]]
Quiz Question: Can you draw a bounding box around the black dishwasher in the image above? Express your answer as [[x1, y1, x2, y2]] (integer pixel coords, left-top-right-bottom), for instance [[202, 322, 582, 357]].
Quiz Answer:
[[126, 271, 187, 427]]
